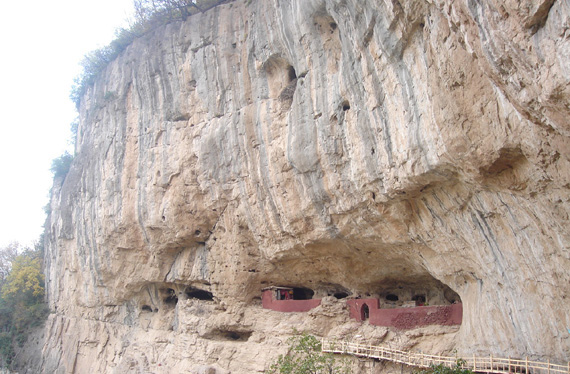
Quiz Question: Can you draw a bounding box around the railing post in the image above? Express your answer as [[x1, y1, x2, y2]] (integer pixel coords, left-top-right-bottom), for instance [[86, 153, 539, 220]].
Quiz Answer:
[[490, 354, 493, 372], [525, 356, 528, 374], [473, 354, 476, 371], [508, 356, 511, 374], [548, 358, 550, 374]]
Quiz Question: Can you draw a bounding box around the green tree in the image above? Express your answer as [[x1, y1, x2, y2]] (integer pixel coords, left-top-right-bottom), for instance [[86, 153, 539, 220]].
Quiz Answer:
[[50, 151, 73, 180], [2, 255, 44, 303], [0, 244, 48, 367], [268, 333, 351, 374], [0, 244, 18, 288]]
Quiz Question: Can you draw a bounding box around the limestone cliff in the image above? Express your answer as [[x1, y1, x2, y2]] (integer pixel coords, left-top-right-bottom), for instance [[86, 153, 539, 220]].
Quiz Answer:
[[26, 0, 570, 372]]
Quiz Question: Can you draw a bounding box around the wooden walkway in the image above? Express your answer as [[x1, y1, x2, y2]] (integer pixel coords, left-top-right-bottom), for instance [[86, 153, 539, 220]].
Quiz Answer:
[[321, 339, 570, 374]]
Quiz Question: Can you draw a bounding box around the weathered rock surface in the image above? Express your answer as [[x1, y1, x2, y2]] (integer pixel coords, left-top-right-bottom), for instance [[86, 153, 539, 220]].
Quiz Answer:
[[23, 0, 570, 372]]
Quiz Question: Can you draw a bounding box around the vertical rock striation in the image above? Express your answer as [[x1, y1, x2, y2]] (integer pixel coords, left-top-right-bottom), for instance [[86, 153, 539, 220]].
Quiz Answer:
[[29, 0, 570, 372]]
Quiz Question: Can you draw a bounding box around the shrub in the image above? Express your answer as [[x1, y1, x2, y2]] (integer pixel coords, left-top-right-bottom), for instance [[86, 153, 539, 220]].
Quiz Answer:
[[0, 245, 48, 367], [50, 152, 73, 180], [71, 0, 232, 108], [415, 359, 473, 374], [268, 333, 351, 374]]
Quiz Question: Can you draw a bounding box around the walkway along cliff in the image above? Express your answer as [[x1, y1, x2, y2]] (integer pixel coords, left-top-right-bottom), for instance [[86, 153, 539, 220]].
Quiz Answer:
[[23, 0, 570, 373]]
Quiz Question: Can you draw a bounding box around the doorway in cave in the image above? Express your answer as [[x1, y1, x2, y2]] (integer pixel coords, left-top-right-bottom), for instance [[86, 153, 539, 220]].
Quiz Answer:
[[361, 303, 370, 321]]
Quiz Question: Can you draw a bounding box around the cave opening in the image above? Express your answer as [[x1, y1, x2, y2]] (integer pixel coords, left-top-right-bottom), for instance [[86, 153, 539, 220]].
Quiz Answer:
[[292, 287, 314, 300], [444, 288, 460, 304], [370, 276, 462, 309], [204, 329, 253, 342], [162, 288, 178, 306], [333, 292, 349, 299], [386, 294, 399, 302], [287, 65, 297, 82], [186, 287, 214, 301], [141, 305, 153, 312], [412, 294, 426, 306]]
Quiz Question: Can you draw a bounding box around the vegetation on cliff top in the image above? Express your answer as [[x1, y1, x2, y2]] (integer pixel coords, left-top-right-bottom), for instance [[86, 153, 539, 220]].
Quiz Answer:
[[71, 0, 232, 108], [50, 151, 74, 181]]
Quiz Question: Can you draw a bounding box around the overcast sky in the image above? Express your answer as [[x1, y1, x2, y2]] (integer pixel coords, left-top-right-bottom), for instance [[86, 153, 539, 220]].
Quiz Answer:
[[0, 0, 134, 248]]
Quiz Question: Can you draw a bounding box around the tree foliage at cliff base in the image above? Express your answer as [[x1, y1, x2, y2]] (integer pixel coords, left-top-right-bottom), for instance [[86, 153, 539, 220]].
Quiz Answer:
[[268, 333, 351, 374], [0, 242, 48, 368]]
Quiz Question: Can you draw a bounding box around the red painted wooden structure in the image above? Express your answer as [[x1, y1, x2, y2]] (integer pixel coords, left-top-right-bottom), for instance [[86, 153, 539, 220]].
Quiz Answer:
[[347, 299, 462, 329], [262, 289, 321, 312]]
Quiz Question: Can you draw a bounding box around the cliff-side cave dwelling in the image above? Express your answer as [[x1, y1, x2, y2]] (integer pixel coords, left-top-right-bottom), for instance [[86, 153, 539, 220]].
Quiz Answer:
[[29, 0, 570, 373]]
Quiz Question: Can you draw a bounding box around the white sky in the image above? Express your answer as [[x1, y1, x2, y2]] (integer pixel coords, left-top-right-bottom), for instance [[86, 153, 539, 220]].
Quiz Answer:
[[0, 0, 134, 248]]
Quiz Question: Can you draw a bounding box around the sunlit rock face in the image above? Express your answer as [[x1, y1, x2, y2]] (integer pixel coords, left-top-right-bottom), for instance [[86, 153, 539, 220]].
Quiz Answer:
[[24, 0, 570, 372]]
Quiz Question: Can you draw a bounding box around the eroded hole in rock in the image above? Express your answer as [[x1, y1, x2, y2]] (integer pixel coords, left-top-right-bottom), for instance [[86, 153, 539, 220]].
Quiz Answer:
[[444, 288, 460, 304], [185, 287, 214, 301], [342, 100, 351, 111], [312, 12, 342, 72], [322, 284, 351, 299], [287, 65, 297, 81], [203, 329, 253, 342], [333, 292, 349, 299], [263, 55, 298, 101], [279, 65, 298, 106], [371, 277, 462, 309], [483, 147, 525, 175], [141, 305, 153, 312], [386, 294, 399, 302], [162, 288, 178, 306]]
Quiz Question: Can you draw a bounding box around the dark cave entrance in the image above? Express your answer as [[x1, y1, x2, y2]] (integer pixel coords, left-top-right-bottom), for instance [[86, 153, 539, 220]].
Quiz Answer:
[[385, 294, 399, 302], [412, 294, 426, 306], [185, 287, 214, 301], [163, 288, 178, 306], [333, 292, 349, 299], [159, 288, 178, 307], [292, 287, 315, 300], [273, 286, 315, 300]]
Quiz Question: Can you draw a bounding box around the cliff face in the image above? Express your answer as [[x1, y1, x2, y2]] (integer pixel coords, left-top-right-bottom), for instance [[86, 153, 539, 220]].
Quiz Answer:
[[30, 0, 570, 372]]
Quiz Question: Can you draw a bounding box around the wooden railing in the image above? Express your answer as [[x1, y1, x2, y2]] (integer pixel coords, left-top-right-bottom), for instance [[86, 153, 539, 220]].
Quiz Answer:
[[321, 339, 570, 374]]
